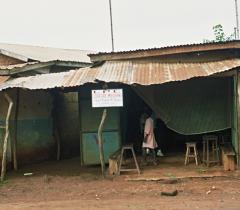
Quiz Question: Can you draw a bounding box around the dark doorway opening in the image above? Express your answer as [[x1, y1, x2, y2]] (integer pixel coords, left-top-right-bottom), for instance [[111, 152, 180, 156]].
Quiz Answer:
[[122, 85, 232, 157]]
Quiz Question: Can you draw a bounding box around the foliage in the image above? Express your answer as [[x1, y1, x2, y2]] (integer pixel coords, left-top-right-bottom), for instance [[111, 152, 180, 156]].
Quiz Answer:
[[203, 24, 235, 43], [213, 24, 226, 42]]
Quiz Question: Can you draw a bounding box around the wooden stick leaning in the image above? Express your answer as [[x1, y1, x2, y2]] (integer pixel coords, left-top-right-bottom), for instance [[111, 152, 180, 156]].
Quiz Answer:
[[12, 89, 19, 170], [1, 93, 13, 182], [97, 108, 107, 178]]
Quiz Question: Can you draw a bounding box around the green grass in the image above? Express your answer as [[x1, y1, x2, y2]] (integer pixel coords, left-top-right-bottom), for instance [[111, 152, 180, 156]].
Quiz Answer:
[[196, 168, 207, 173], [0, 180, 8, 186], [163, 172, 176, 179]]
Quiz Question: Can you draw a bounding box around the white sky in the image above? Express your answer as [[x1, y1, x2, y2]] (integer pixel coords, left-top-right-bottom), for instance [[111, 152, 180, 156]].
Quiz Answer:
[[0, 0, 237, 52]]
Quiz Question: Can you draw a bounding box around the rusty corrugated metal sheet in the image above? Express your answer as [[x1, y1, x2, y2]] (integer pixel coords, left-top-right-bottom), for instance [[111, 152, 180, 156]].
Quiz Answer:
[[89, 40, 240, 62], [63, 68, 96, 87], [90, 41, 240, 56], [93, 59, 240, 85], [0, 59, 240, 91], [0, 76, 9, 85]]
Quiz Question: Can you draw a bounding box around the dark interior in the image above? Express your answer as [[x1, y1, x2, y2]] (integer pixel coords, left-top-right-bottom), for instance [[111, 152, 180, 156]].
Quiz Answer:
[[123, 86, 232, 156]]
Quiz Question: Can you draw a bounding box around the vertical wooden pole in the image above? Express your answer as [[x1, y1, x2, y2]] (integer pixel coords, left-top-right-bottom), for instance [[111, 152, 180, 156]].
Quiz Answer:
[[97, 108, 107, 177], [237, 71, 240, 167], [52, 92, 61, 161], [1, 93, 13, 182], [13, 89, 19, 170], [55, 127, 61, 161]]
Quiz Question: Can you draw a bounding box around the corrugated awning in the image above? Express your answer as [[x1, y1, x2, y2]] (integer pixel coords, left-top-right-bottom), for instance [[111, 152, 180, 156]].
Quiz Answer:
[[0, 58, 240, 90], [91, 59, 240, 85], [0, 72, 68, 90]]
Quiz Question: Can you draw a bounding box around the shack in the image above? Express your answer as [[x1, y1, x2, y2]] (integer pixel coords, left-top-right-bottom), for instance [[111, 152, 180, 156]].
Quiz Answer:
[[0, 43, 93, 168], [1, 41, 240, 175], [82, 41, 240, 166]]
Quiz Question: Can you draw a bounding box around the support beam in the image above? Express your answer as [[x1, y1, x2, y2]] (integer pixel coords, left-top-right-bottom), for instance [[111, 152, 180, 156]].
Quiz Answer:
[[98, 109, 107, 177], [54, 61, 91, 68], [12, 89, 20, 170], [1, 93, 13, 182], [237, 71, 240, 167], [52, 91, 61, 161]]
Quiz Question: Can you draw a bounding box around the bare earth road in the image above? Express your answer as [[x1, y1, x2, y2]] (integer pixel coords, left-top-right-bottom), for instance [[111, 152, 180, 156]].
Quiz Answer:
[[0, 159, 240, 210], [0, 174, 240, 210]]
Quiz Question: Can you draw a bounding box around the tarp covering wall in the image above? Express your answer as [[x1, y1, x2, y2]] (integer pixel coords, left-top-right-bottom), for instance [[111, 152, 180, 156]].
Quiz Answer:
[[134, 77, 232, 135]]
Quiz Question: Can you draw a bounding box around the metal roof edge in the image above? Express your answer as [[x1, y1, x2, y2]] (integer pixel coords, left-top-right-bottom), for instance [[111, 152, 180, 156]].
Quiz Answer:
[[0, 61, 55, 76], [54, 60, 92, 68], [0, 49, 30, 62], [1, 58, 240, 91], [89, 41, 240, 62]]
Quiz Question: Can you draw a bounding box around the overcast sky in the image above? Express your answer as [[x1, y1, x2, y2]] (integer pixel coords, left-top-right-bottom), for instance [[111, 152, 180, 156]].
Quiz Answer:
[[0, 0, 237, 52]]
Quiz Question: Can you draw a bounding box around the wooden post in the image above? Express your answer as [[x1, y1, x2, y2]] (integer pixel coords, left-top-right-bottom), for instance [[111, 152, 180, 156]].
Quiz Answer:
[[55, 127, 61, 161], [1, 93, 13, 182], [237, 71, 240, 167], [12, 89, 19, 170], [52, 91, 61, 161], [97, 108, 107, 177]]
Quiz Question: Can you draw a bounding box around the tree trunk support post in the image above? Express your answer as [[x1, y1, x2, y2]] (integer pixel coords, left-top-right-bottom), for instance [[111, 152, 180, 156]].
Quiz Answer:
[[237, 71, 240, 167], [98, 108, 107, 178], [1, 93, 13, 182], [13, 89, 19, 171]]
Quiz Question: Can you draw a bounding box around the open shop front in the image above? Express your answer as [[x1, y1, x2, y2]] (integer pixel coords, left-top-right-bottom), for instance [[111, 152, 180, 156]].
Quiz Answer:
[[121, 76, 237, 170]]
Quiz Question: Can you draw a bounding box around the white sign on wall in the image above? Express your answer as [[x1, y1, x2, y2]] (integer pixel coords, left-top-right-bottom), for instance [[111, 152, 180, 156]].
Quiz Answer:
[[91, 89, 123, 108]]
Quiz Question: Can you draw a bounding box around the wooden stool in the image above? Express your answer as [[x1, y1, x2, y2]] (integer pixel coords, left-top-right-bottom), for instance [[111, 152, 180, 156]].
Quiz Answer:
[[118, 144, 141, 175], [202, 135, 220, 167], [185, 142, 199, 166]]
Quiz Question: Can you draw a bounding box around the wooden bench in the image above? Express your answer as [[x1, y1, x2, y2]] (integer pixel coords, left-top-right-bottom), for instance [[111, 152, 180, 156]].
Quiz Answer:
[[221, 145, 236, 171], [108, 149, 121, 175]]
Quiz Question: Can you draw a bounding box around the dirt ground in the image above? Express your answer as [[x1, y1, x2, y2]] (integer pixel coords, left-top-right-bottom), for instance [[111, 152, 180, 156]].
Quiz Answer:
[[0, 157, 240, 210]]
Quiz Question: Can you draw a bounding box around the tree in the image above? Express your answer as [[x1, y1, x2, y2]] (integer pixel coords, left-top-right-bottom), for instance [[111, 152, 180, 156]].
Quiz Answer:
[[213, 24, 226, 41], [203, 24, 235, 43]]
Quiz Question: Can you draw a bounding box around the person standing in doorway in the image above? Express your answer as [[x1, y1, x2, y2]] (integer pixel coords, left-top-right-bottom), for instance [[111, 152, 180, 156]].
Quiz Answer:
[[142, 111, 158, 165], [139, 112, 148, 136]]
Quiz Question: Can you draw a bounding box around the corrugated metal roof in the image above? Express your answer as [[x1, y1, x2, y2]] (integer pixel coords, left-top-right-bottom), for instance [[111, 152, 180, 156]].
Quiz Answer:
[[90, 40, 240, 56], [0, 62, 38, 70], [0, 72, 68, 90], [64, 68, 96, 87], [0, 76, 9, 85], [0, 43, 94, 63], [89, 40, 240, 62], [89, 59, 240, 85], [0, 59, 239, 91]]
